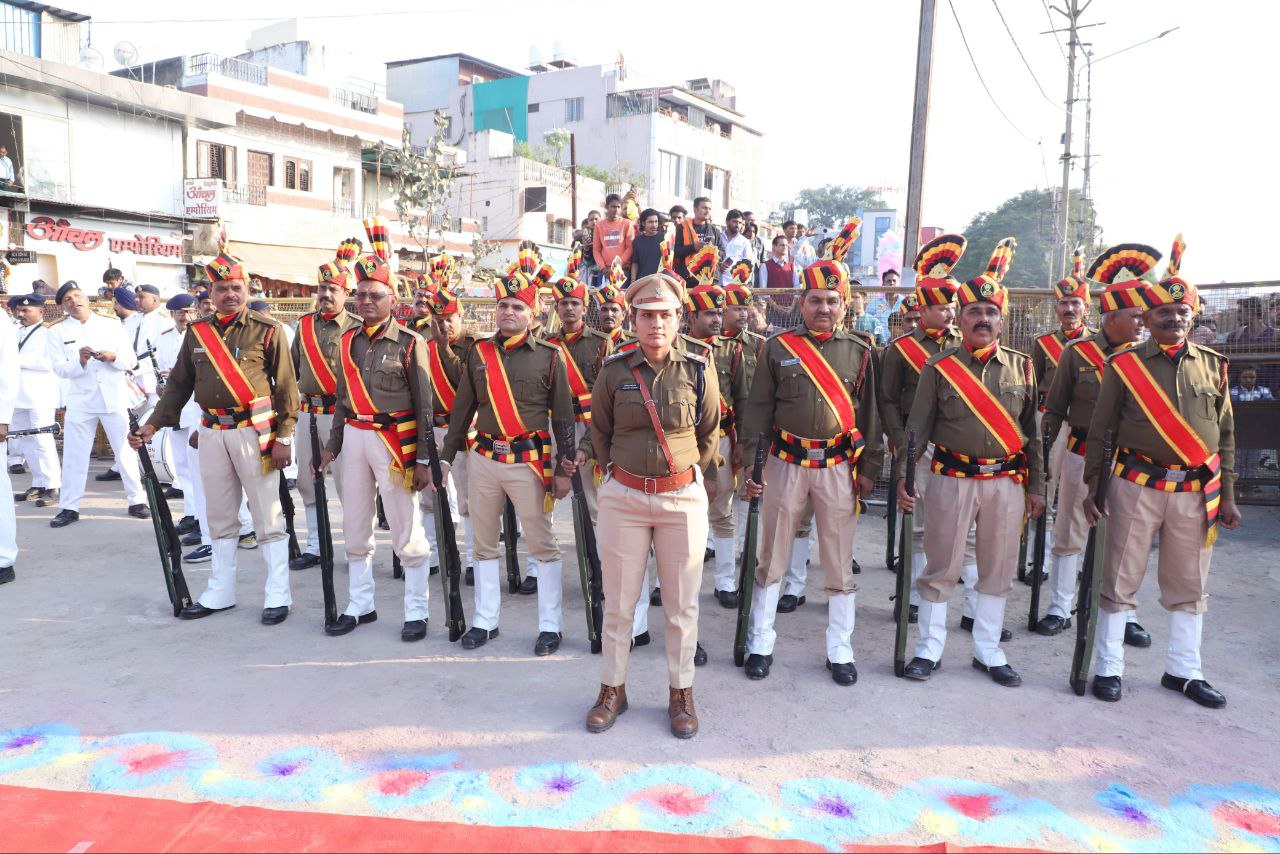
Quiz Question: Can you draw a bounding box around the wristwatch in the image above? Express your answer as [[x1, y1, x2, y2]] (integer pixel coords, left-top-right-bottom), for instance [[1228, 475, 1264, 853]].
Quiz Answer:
[[276, 436, 293, 446]]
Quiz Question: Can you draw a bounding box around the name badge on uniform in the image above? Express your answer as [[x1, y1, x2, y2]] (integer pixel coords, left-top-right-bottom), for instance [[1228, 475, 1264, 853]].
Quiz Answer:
[[780, 357, 801, 367], [806, 448, 826, 462], [194, 347, 206, 354], [492, 439, 512, 455], [618, 382, 640, 391]]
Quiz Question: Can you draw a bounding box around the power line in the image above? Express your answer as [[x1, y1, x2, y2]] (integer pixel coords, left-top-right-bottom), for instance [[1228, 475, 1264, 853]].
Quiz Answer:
[[1039, 0, 1069, 62], [945, 0, 1038, 144], [990, 0, 1064, 111]]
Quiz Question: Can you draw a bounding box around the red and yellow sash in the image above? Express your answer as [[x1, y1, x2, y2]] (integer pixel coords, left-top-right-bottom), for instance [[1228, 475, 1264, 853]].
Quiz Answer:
[[1073, 339, 1108, 373], [299, 313, 339, 396], [426, 339, 457, 427], [933, 352, 1024, 457], [1110, 349, 1222, 544], [551, 334, 593, 424], [894, 334, 933, 375], [338, 327, 417, 489], [778, 331, 857, 433], [1037, 332, 1066, 366], [190, 319, 276, 473], [474, 338, 554, 510]]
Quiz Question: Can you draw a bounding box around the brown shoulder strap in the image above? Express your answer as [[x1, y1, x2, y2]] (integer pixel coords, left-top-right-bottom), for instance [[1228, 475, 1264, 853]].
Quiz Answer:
[[630, 363, 678, 476]]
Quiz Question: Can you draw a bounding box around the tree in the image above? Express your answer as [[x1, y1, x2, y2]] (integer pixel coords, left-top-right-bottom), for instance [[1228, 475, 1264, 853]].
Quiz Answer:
[[952, 188, 1099, 289], [381, 112, 458, 272], [783, 185, 888, 228]]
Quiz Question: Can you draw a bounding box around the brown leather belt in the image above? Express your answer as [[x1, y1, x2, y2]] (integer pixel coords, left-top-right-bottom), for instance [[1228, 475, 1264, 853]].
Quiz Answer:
[[611, 464, 696, 495]]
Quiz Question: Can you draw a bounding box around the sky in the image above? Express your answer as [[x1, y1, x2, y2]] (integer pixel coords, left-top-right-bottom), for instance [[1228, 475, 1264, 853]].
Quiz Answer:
[[73, 0, 1276, 282]]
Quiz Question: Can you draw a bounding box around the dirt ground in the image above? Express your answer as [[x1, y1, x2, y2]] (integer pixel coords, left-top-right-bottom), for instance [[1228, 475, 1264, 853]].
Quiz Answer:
[[4, 457, 1279, 851]]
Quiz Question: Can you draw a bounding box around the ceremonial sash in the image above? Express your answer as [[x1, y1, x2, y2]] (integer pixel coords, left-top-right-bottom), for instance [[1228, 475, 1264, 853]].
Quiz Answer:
[[894, 334, 932, 375], [771, 427, 865, 469], [1037, 333, 1066, 366], [474, 338, 554, 509], [933, 353, 1024, 457], [931, 446, 1026, 484], [778, 332, 857, 433], [1073, 339, 1108, 373], [426, 339, 457, 426], [551, 336, 593, 424], [299, 314, 339, 396], [338, 328, 417, 489], [190, 320, 276, 473], [1109, 349, 1222, 544]]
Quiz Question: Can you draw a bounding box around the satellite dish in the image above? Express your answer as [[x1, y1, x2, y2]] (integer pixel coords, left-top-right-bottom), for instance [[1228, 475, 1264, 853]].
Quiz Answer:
[[113, 41, 139, 67], [77, 47, 103, 71]]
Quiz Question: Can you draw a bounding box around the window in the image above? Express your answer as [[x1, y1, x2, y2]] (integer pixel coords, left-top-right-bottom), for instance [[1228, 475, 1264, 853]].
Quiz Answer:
[[547, 218, 571, 246], [721, 170, 731, 208], [481, 215, 489, 233], [0, 5, 40, 58], [703, 164, 715, 192], [658, 150, 681, 197], [197, 141, 236, 182], [684, 158, 703, 198], [248, 151, 273, 187], [284, 157, 312, 191], [528, 102, 540, 113], [565, 97, 584, 123], [523, 186, 547, 213]]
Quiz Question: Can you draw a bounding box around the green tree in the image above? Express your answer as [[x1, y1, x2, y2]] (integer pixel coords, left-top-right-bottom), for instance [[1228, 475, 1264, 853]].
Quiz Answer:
[[953, 188, 1098, 288], [381, 112, 459, 272], [784, 185, 887, 228]]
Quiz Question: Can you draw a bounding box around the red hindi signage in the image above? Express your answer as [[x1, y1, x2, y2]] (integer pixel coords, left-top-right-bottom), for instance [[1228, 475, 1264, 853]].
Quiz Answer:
[[25, 215, 184, 259]]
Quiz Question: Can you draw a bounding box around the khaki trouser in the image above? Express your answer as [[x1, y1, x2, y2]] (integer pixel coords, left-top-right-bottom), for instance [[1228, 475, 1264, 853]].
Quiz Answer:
[[1100, 476, 1212, 615], [598, 469, 707, 689], [708, 435, 736, 538], [296, 411, 343, 509], [756, 455, 859, 595], [200, 425, 285, 543], [1035, 412, 1069, 516], [1051, 449, 1090, 556], [420, 425, 471, 565], [910, 447, 976, 564], [918, 475, 1023, 603], [338, 425, 431, 621], [467, 450, 559, 563]]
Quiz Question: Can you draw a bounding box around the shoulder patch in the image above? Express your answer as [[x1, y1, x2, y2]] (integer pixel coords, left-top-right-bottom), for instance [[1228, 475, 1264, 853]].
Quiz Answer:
[[679, 333, 712, 352], [684, 351, 707, 364], [603, 350, 631, 365]]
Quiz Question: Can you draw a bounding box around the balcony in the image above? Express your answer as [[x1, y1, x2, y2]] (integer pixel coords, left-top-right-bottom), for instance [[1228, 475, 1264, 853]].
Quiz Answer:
[[332, 197, 361, 218], [332, 88, 379, 115], [223, 182, 267, 206], [186, 53, 268, 86]]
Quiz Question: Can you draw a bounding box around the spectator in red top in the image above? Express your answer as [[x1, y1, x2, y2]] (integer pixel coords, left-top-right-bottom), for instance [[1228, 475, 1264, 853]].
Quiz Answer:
[[592, 193, 636, 275]]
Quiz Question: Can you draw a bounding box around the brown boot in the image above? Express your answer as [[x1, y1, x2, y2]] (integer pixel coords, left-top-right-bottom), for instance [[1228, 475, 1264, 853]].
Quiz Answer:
[[585, 684, 628, 733], [668, 686, 699, 739]]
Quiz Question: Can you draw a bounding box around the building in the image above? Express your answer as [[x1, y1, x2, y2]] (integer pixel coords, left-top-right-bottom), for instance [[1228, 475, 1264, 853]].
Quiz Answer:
[[1, 3, 236, 295]]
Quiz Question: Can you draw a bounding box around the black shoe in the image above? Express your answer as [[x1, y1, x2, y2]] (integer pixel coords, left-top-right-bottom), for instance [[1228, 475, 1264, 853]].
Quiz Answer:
[[50, 509, 79, 528], [128, 503, 151, 519], [851, 558, 862, 575], [183, 544, 212, 563], [972, 658, 1022, 687], [175, 515, 198, 535], [703, 547, 715, 562], [402, 619, 427, 641], [1035, 614, 1072, 636], [96, 469, 122, 481], [35, 488, 59, 507], [1161, 673, 1226, 709], [518, 576, 538, 595], [694, 642, 707, 666], [715, 589, 738, 609], [1022, 568, 1049, 585], [465, 566, 474, 586], [7, 463, 24, 474], [15, 486, 39, 502], [461, 626, 498, 649], [534, 631, 562, 656], [903, 657, 940, 681], [908, 604, 919, 624], [285, 479, 297, 491], [1125, 622, 1152, 648], [429, 565, 440, 576], [163, 486, 184, 500], [326, 611, 378, 636], [745, 653, 773, 679], [1092, 675, 1122, 702], [631, 631, 651, 649], [959, 616, 1013, 642], [649, 588, 662, 607], [0, 565, 14, 584], [777, 594, 805, 613], [261, 606, 289, 625], [181, 529, 202, 546], [827, 660, 858, 685], [179, 602, 233, 620], [289, 553, 320, 571]]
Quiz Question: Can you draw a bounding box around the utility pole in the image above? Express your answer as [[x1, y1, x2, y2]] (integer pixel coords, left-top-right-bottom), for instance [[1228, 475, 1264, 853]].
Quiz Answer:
[[569, 132, 578, 231], [1079, 51, 1095, 257], [1054, 0, 1081, 280], [902, 0, 937, 278]]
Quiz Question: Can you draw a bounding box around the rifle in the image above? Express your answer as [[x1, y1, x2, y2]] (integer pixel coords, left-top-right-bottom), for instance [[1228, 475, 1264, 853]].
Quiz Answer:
[[308, 416, 338, 630], [893, 432, 917, 677], [560, 423, 603, 653], [278, 472, 302, 561], [503, 498, 520, 593], [733, 434, 768, 667], [6, 423, 61, 438], [129, 412, 192, 618], [1070, 427, 1114, 696], [425, 427, 467, 642], [885, 452, 899, 572], [1027, 421, 1053, 630]]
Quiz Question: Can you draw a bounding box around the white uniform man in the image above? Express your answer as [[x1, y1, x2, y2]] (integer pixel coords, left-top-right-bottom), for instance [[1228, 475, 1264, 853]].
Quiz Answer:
[[9, 294, 61, 507], [0, 318, 19, 585], [154, 294, 200, 533], [49, 282, 149, 527]]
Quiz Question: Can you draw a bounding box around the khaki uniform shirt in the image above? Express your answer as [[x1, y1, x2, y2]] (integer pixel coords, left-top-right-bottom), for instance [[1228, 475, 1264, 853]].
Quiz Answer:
[[545, 324, 612, 390], [290, 309, 359, 398], [739, 325, 883, 481], [1041, 330, 1132, 437], [724, 328, 764, 388], [441, 331, 574, 464], [694, 335, 749, 427], [601, 327, 635, 347], [325, 319, 434, 457], [878, 326, 963, 452], [1032, 326, 1095, 396], [427, 331, 477, 415], [148, 309, 299, 438], [590, 345, 720, 477], [900, 343, 1043, 490], [1084, 338, 1235, 501]]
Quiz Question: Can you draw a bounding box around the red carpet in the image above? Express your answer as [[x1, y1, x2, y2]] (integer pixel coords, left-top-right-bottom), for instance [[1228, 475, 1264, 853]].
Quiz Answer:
[[0, 784, 1038, 852]]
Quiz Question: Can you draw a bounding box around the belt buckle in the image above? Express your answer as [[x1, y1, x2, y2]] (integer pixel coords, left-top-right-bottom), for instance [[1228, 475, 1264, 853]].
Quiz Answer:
[[1163, 468, 1187, 483], [977, 463, 1000, 474], [492, 439, 512, 456], [216, 413, 236, 427], [806, 447, 826, 462], [643, 476, 658, 495]]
